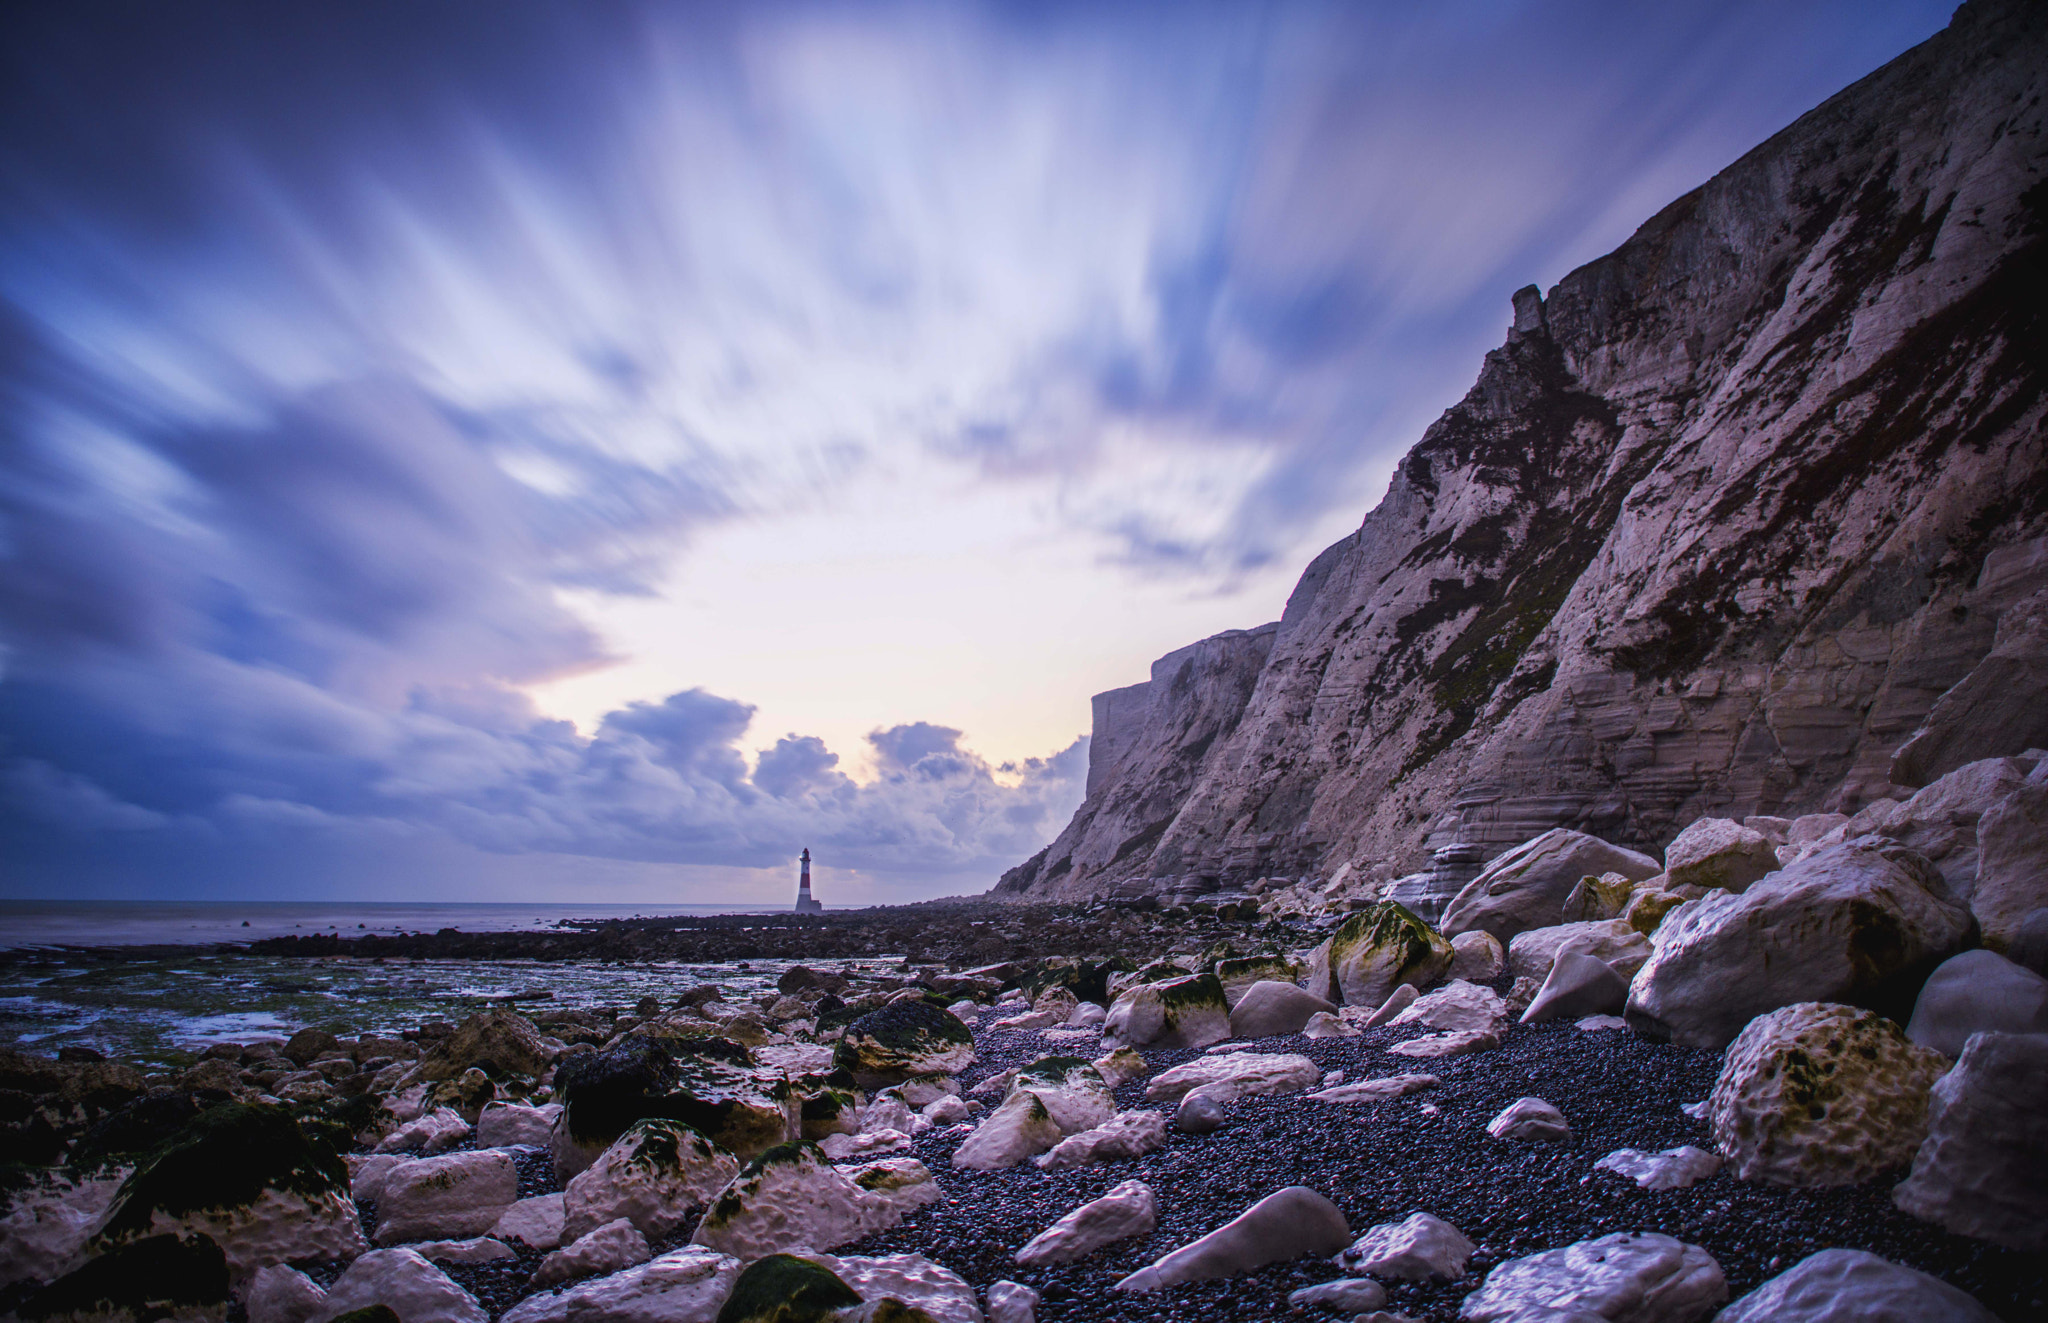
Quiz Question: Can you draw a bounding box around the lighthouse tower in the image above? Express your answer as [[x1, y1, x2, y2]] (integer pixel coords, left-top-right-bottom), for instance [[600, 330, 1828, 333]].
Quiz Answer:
[[793, 848, 822, 914]]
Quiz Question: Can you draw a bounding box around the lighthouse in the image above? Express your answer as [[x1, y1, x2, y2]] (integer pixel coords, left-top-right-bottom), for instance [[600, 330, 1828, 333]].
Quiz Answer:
[[793, 848, 822, 914]]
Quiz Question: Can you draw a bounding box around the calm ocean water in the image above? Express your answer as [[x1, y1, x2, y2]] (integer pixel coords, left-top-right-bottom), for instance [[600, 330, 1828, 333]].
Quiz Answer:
[[0, 900, 871, 1067]]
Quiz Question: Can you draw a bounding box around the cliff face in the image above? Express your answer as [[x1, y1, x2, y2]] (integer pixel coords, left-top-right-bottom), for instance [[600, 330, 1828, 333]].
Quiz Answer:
[[998, 0, 2048, 906]]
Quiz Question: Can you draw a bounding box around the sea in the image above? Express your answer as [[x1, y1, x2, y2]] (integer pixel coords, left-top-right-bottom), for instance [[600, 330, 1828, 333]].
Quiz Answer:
[[0, 900, 884, 1069]]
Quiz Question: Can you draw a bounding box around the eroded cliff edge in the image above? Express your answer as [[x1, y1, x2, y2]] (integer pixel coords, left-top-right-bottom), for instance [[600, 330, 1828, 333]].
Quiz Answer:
[[998, 0, 2048, 906]]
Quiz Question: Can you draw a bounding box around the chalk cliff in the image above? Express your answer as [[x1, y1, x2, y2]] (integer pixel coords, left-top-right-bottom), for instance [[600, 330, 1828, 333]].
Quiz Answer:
[[998, 0, 2048, 907]]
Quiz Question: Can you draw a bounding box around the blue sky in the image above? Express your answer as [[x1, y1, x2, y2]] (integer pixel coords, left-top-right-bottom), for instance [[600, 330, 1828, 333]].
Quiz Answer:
[[0, 0, 1953, 903]]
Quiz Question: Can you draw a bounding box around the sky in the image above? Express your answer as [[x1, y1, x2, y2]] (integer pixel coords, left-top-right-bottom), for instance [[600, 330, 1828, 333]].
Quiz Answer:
[[0, 0, 1953, 904]]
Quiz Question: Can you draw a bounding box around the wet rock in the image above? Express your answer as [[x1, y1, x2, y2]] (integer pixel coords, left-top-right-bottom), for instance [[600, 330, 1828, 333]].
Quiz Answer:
[[373, 1106, 470, 1155], [1387, 980, 1509, 1036], [476, 1100, 561, 1149], [1015, 1178, 1158, 1266], [835, 1001, 978, 1088], [1717, 1247, 2000, 1322], [562, 1117, 741, 1243], [1103, 973, 1231, 1051], [820, 1128, 913, 1161], [842, 1156, 943, 1219], [709, 1253, 860, 1323], [18, 1234, 230, 1323], [1458, 1231, 1725, 1323], [1303, 905, 1453, 1008], [282, 1029, 340, 1067], [1520, 952, 1629, 1024], [374, 1150, 519, 1245], [692, 1141, 910, 1259], [1443, 831, 1662, 945], [1006, 1056, 1115, 1135], [985, 1280, 1038, 1323], [1627, 839, 1976, 1049], [1974, 775, 2048, 949], [90, 1103, 365, 1279], [531, 1217, 652, 1288], [1893, 1030, 2048, 1252], [1288, 1278, 1387, 1313], [1227, 980, 1336, 1037], [1034, 1108, 1168, 1169], [489, 1193, 565, 1251], [1486, 1097, 1571, 1142], [317, 1248, 487, 1323], [551, 1037, 797, 1179], [796, 1251, 982, 1323], [1707, 1003, 1947, 1187], [498, 1244, 741, 1323], [1662, 818, 1779, 893], [951, 1090, 1063, 1171], [1334, 1210, 1473, 1281], [1506, 920, 1651, 983], [1143, 1052, 1320, 1103], [418, 1009, 551, 1083], [1593, 1146, 1722, 1191], [1447, 931, 1505, 982], [0, 1171, 124, 1289], [1308, 1074, 1438, 1105], [243, 1263, 325, 1323], [1113, 1185, 1349, 1291], [1176, 1092, 1225, 1134]]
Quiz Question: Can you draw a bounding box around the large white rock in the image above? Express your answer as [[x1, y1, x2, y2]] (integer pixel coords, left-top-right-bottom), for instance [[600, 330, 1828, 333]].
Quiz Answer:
[[1228, 981, 1337, 1037], [1303, 905, 1454, 1008], [1520, 952, 1629, 1024], [1593, 1146, 1722, 1190], [1841, 757, 2034, 896], [1906, 950, 2048, 1056], [374, 1150, 519, 1245], [347, 1154, 406, 1206], [1707, 1003, 1948, 1187], [477, 1101, 561, 1149], [375, 1106, 471, 1155], [490, 1193, 565, 1250], [1115, 1186, 1350, 1292], [1974, 774, 2048, 948], [562, 1118, 740, 1243], [243, 1265, 326, 1323], [841, 1156, 943, 1219], [1103, 974, 1231, 1051], [1627, 838, 1976, 1048], [1361, 983, 1421, 1027], [1387, 980, 1509, 1036], [819, 1129, 913, 1162], [1014, 1179, 1158, 1267], [1007, 1056, 1116, 1135], [1091, 1047, 1149, 1090], [1335, 1211, 1473, 1281], [797, 1252, 985, 1323], [952, 1089, 1065, 1171], [314, 1248, 487, 1323], [1486, 1098, 1570, 1142], [1716, 1247, 2000, 1322], [1448, 930, 1505, 982], [1663, 818, 1779, 893], [1034, 1109, 1169, 1169], [1142, 1052, 1320, 1103], [531, 1217, 653, 1288], [499, 1245, 741, 1323], [0, 1173, 122, 1290], [691, 1142, 908, 1260], [1507, 920, 1651, 983], [1443, 830, 1662, 945], [1457, 1232, 1725, 1323], [1893, 1031, 2048, 1252]]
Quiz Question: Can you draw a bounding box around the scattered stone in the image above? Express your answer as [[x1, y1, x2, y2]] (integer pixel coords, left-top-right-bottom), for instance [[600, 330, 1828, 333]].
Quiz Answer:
[[796, 1251, 982, 1323], [1628, 839, 1976, 1048], [418, 1009, 552, 1083], [1103, 973, 1232, 1051], [1143, 1052, 1321, 1103], [1303, 905, 1454, 1008], [243, 1263, 326, 1323], [834, 1000, 978, 1088], [530, 1217, 652, 1288], [1387, 980, 1508, 1036], [561, 1117, 740, 1243], [952, 1089, 1065, 1171], [1576, 1014, 1630, 1032], [1215, 955, 1307, 1006], [821, 1129, 914, 1161], [1114, 1186, 1350, 1291], [1893, 1030, 2048, 1252], [1335, 1211, 1473, 1281], [1458, 1232, 1725, 1323], [1594, 1146, 1722, 1191], [1486, 1098, 1571, 1142], [498, 1245, 740, 1323], [1362, 984, 1421, 1027], [1288, 1277, 1387, 1313], [1443, 830, 1662, 944], [693, 1142, 911, 1259], [842, 1156, 943, 1219], [1448, 931, 1505, 982], [1176, 1092, 1226, 1134], [1303, 1012, 1358, 1038], [1708, 1003, 1948, 1187], [476, 1101, 561, 1150], [1906, 950, 2048, 1057], [1016, 1179, 1158, 1267], [1308, 1075, 1439, 1105], [374, 1150, 519, 1245], [489, 1194, 565, 1251], [1227, 981, 1337, 1038], [1717, 1247, 2000, 1322], [986, 1279, 1039, 1323], [1506, 920, 1651, 983], [1387, 1029, 1499, 1059], [1520, 953, 1629, 1024], [1034, 1109, 1168, 1169], [374, 1106, 471, 1156], [551, 1036, 798, 1177], [1663, 818, 1779, 893], [411, 1236, 515, 1264], [1561, 872, 1635, 923], [922, 1095, 970, 1126], [318, 1248, 487, 1323], [1090, 1047, 1148, 1090]]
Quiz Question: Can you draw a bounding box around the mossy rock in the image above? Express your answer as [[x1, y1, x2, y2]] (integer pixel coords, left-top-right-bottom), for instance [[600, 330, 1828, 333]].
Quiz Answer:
[[866, 1302, 939, 1323], [554, 1036, 793, 1165], [1023, 957, 1132, 1007], [417, 1009, 550, 1082], [19, 1234, 229, 1321], [69, 1089, 203, 1172], [1131, 959, 1192, 985], [93, 1103, 347, 1247], [1312, 903, 1453, 1007], [714, 1252, 861, 1323], [834, 1001, 976, 1087]]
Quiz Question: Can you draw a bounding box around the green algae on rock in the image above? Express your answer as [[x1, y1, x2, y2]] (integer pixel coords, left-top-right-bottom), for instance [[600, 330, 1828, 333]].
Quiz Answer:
[[713, 1253, 862, 1323], [1305, 904, 1453, 1008], [833, 1001, 976, 1088], [18, 1233, 231, 1322]]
